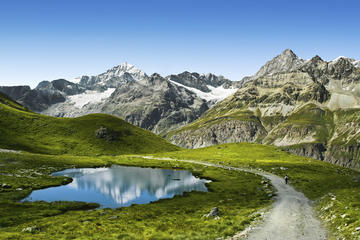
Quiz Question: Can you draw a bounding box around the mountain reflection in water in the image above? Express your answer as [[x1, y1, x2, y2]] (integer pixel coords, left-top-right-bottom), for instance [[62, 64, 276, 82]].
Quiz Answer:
[[23, 165, 210, 208]]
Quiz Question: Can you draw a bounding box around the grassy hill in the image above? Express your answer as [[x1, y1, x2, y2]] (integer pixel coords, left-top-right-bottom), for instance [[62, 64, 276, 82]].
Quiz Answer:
[[0, 93, 179, 155]]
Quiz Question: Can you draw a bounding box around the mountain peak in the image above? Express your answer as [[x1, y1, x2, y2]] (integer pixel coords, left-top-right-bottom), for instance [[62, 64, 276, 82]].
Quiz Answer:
[[69, 62, 148, 88], [116, 62, 134, 69], [150, 73, 162, 78], [281, 48, 297, 57], [253, 49, 304, 79], [110, 62, 140, 74], [309, 55, 324, 64], [123, 61, 132, 66], [98, 62, 148, 83]]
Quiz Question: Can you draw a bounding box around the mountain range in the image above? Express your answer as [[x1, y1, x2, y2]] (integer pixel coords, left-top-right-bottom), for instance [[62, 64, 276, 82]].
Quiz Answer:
[[1, 49, 359, 167], [0, 63, 239, 135], [168, 49, 360, 168]]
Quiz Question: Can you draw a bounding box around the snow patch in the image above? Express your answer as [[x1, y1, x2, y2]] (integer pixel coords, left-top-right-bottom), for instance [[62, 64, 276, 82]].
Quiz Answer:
[[68, 88, 116, 108], [169, 80, 237, 102], [353, 60, 360, 68]]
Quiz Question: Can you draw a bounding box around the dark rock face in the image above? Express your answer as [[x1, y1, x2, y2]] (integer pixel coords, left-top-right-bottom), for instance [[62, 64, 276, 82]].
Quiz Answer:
[[325, 144, 360, 168], [297, 83, 330, 103], [283, 143, 327, 161], [0, 86, 31, 100], [36, 79, 85, 96], [0, 85, 66, 112], [101, 74, 209, 135], [299, 56, 360, 86], [169, 119, 267, 148], [0, 79, 86, 112], [21, 89, 66, 112]]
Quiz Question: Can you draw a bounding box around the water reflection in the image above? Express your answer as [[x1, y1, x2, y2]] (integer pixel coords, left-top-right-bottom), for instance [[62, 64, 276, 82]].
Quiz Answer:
[[23, 165, 210, 208]]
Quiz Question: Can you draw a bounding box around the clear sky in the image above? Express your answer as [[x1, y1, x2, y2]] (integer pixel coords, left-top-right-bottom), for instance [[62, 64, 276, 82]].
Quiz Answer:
[[1, 0, 359, 88]]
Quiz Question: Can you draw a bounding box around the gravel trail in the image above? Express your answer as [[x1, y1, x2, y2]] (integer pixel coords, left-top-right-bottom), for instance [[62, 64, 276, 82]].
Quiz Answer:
[[141, 156, 327, 240]]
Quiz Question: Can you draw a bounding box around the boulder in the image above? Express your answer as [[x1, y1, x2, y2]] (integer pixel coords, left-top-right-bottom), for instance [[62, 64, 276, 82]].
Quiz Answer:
[[22, 226, 40, 233], [204, 207, 220, 218], [95, 126, 116, 141]]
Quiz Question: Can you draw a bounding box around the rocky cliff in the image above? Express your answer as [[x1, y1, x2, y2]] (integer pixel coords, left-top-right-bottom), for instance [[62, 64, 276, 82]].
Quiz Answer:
[[167, 49, 360, 168]]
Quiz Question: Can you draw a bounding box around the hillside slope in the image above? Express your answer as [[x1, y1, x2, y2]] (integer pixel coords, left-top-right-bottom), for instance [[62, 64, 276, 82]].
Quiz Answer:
[[167, 50, 360, 168], [0, 93, 179, 155]]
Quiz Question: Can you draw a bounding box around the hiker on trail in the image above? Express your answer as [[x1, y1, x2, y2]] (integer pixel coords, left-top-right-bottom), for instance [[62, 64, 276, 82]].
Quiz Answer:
[[284, 175, 289, 184]]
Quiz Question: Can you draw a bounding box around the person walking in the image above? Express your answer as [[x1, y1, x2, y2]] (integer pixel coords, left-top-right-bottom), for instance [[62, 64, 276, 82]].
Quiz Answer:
[[284, 175, 289, 184]]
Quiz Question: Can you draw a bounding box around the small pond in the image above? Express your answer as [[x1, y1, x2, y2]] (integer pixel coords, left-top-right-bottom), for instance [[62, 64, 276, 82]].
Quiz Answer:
[[22, 165, 210, 208]]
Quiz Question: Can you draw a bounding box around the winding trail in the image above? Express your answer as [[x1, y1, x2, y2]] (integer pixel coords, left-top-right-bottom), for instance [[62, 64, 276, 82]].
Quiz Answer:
[[140, 156, 327, 240]]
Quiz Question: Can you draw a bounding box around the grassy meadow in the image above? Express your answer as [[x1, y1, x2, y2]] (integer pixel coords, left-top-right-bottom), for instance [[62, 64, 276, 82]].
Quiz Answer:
[[0, 151, 273, 239]]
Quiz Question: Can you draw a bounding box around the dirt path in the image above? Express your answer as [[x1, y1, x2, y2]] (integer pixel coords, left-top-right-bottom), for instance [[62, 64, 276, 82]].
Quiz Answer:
[[141, 156, 327, 240]]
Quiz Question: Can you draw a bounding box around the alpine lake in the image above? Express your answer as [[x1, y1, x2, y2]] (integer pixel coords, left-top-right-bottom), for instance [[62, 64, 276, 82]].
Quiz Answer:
[[22, 165, 210, 208]]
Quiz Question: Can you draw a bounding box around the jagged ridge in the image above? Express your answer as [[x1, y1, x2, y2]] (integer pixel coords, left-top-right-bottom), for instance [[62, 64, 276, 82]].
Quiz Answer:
[[167, 49, 360, 168]]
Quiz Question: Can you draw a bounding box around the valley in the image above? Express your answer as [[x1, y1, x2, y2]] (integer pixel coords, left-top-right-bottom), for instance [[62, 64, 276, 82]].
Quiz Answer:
[[0, 50, 360, 240], [2, 1, 360, 239]]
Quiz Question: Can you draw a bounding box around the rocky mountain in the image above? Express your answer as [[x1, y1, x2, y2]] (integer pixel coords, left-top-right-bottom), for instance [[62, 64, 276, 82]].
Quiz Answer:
[[0, 79, 83, 112], [44, 73, 210, 135], [167, 49, 360, 168], [166, 72, 240, 105], [72, 62, 147, 90], [166, 71, 239, 92], [0, 63, 239, 135]]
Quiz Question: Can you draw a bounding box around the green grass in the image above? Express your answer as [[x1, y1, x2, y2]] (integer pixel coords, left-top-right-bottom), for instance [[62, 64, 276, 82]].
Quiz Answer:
[[0, 92, 29, 112], [0, 99, 179, 155], [0, 143, 359, 239], [153, 143, 360, 239], [0, 151, 272, 239]]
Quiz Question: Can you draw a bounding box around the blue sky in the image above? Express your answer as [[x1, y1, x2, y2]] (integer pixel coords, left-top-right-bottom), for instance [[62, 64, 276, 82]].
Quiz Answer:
[[1, 0, 359, 88]]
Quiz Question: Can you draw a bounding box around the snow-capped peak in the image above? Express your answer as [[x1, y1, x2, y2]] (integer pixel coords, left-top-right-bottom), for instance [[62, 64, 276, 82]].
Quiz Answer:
[[106, 62, 147, 81], [69, 62, 148, 87], [330, 56, 360, 68], [111, 62, 135, 74], [332, 56, 347, 62]]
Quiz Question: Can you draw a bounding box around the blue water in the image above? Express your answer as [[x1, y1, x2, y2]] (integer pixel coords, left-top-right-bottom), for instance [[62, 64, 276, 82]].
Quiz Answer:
[[22, 165, 210, 208]]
